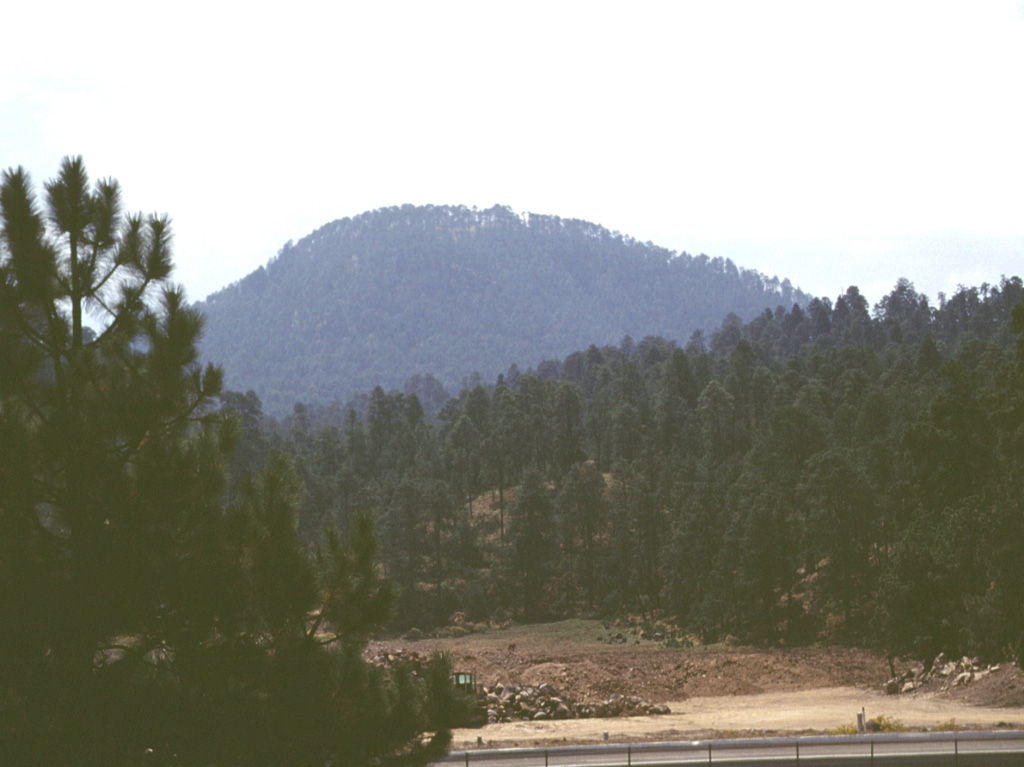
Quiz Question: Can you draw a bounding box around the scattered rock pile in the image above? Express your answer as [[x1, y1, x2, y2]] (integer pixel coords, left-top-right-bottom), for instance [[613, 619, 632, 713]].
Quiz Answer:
[[367, 648, 431, 676], [886, 653, 1001, 694], [365, 648, 671, 723], [480, 683, 670, 723]]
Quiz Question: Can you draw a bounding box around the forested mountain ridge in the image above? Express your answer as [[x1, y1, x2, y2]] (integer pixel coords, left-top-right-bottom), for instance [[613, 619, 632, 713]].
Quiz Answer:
[[222, 275, 1024, 664], [198, 205, 808, 413]]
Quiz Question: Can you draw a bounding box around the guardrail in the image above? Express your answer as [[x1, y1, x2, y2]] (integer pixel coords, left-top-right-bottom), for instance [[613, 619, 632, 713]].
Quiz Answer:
[[439, 730, 1024, 766]]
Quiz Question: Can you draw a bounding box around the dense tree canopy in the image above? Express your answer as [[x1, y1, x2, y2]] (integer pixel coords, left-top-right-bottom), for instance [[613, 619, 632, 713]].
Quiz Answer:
[[199, 204, 810, 413], [20, 156, 1020, 761], [0, 158, 457, 766], [241, 275, 1024, 667]]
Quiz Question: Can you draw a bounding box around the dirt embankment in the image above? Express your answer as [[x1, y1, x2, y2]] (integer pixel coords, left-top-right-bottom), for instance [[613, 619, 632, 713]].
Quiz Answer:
[[369, 619, 1024, 748], [372, 619, 890, 705]]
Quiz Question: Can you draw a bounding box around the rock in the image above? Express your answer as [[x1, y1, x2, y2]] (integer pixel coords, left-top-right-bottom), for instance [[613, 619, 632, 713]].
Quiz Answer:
[[466, 671, 669, 724], [886, 678, 900, 695], [901, 681, 916, 694], [651, 704, 671, 715], [954, 671, 973, 687]]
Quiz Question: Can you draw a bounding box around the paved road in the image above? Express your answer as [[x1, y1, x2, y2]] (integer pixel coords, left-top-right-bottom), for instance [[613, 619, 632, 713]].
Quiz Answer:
[[440, 732, 1024, 767]]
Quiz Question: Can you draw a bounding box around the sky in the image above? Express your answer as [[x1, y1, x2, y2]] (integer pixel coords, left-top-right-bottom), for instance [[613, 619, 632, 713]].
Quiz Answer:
[[3, 1, 1024, 311]]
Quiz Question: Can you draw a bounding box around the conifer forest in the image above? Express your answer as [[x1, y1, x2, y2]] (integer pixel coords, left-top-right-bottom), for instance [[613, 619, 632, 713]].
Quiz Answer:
[[3, 156, 1024, 765], [227, 275, 1024, 666]]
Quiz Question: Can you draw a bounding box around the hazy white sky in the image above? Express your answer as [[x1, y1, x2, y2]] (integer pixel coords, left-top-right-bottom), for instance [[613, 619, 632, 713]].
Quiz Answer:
[[3, 1, 1023, 309]]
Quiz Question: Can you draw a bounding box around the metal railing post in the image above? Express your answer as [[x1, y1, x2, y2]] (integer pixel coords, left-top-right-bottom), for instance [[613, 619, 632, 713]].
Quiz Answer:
[[795, 740, 799, 766], [544, 749, 548, 767], [870, 739, 874, 767], [954, 737, 959, 767], [708, 741, 712, 765], [465, 751, 469, 767], [628, 744, 631, 766]]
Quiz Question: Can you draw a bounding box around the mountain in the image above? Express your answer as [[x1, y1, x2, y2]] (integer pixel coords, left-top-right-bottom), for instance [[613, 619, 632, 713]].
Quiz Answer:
[[197, 204, 809, 413]]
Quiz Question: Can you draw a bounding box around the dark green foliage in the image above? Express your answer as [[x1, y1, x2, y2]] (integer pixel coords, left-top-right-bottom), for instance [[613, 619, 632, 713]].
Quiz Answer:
[[798, 448, 878, 626], [198, 182, 1024, 666], [198, 205, 810, 413], [0, 159, 456, 766], [510, 468, 556, 621], [556, 462, 608, 610], [608, 466, 664, 615], [261, 272, 1024, 663]]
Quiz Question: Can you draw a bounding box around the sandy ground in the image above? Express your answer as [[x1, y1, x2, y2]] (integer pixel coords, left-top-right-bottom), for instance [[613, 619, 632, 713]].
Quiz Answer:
[[452, 687, 1024, 749], [370, 620, 1024, 750]]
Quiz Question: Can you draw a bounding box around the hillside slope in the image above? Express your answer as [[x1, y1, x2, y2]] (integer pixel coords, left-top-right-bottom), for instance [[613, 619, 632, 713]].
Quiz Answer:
[[198, 205, 808, 412]]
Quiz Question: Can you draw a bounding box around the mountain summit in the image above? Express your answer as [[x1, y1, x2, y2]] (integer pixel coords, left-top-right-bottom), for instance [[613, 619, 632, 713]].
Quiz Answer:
[[197, 204, 806, 412]]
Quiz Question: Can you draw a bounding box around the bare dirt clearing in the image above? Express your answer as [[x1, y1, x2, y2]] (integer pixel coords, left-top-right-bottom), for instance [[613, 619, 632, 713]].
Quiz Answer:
[[368, 619, 1024, 748], [451, 688, 1024, 748]]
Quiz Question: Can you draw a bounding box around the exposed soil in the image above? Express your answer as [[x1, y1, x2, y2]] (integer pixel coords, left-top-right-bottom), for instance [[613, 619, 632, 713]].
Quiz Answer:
[[368, 619, 1024, 749], [904, 661, 1024, 708], [450, 688, 1024, 749]]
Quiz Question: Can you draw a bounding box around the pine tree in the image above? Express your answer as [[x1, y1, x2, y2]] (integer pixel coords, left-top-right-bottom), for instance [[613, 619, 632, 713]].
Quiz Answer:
[[0, 158, 456, 766], [510, 468, 555, 621]]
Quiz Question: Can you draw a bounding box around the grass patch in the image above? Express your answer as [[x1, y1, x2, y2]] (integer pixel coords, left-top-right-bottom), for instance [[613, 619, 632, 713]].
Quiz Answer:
[[829, 724, 858, 735], [497, 619, 608, 644], [868, 715, 908, 733], [830, 715, 908, 735]]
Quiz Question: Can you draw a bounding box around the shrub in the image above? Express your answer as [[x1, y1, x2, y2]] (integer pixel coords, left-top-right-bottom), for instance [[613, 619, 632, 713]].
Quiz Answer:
[[868, 715, 908, 732], [829, 724, 858, 735]]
